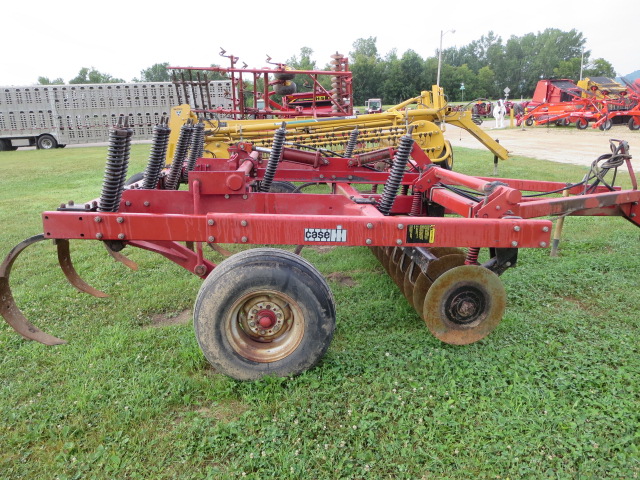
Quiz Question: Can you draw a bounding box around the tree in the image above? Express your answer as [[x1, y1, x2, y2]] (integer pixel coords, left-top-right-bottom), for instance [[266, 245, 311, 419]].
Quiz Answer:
[[476, 66, 496, 99], [137, 63, 171, 82], [553, 58, 582, 80], [37, 76, 65, 85], [350, 37, 384, 105], [69, 67, 124, 84], [583, 58, 616, 78]]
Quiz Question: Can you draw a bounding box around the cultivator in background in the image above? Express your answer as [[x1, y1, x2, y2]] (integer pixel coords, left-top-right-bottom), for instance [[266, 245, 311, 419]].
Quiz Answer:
[[1, 119, 638, 380], [167, 53, 509, 169]]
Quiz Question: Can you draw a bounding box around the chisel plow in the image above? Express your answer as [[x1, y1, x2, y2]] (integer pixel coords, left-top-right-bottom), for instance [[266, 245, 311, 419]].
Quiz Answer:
[[1, 119, 638, 380]]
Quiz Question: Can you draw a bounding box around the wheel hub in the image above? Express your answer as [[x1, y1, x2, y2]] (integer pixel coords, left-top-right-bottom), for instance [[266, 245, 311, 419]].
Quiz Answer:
[[243, 299, 286, 340], [444, 286, 486, 325]]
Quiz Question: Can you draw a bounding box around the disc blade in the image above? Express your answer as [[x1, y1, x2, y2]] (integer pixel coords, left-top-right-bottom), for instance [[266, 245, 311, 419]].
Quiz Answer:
[[423, 265, 506, 345]]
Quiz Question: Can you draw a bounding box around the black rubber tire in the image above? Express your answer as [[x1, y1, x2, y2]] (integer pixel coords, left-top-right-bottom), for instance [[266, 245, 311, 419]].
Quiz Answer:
[[576, 118, 588, 130], [599, 119, 612, 131], [194, 248, 336, 380], [274, 82, 297, 96], [629, 118, 640, 131], [268, 181, 297, 193], [0, 139, 10, 151], [36, 134, 58, 149], [525, 117, 534, 127], [435, 140, 454, 170], [125, 172, 145, 186]]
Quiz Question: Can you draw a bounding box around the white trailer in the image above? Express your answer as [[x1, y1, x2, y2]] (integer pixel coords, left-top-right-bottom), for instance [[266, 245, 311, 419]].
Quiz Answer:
[[0, 81, 233, 151]]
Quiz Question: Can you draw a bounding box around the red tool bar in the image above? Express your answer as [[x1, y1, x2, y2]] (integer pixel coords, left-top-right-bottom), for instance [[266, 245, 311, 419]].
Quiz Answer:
[[517, 190, 640, 219], [41, 210, 551, 249]]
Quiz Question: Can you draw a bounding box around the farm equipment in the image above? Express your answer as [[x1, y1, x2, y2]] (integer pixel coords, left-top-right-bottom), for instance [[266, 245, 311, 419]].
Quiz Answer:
[[1, 117, 638, 380], [365, 98, 383, 114], [166, 51, 509, 169], [518, 78, 640, 130]]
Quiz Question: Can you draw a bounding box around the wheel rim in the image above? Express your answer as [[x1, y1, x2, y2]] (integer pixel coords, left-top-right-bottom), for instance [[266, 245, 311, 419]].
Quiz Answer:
[[226, 290, 305, 363]]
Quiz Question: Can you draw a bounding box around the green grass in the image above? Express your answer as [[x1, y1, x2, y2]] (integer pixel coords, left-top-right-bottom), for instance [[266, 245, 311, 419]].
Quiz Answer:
[[1, 145, 639, 479]]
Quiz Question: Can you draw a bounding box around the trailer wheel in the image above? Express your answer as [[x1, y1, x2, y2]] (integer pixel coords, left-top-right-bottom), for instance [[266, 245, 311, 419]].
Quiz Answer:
[[629, 118, 640, 131], [599, 120, 612, 131], [525, 117, 534, 127], [0, 140, 10, 151], [576, 118, 588, 130], [125, 172, 145, 186], [194, 248, 336, 380], [37, 134, 58, 150], [423, 265, 506, 345]]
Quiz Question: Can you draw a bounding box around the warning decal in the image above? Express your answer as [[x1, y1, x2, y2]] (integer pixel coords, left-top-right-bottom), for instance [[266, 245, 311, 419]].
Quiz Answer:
[[406, 224, 435, 244]]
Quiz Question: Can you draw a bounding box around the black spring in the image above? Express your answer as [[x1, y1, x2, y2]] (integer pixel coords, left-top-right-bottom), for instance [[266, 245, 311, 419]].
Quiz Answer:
[[98, 118, 133, 212], [165, 120, 194, 190], [142, 117, 171, 190], [260, 122, 287, 192], [344, 127, 359, 158], [377, 128, 414, 216], [184, 121, 205, 176]]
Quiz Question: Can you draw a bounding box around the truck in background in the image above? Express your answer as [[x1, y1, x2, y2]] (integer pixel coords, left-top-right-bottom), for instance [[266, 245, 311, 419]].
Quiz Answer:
[[0, 81, 232, 151]]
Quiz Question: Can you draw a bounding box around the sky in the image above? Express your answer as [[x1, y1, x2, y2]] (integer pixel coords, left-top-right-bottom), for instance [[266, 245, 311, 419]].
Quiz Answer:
[[2, 0, 638, 87]]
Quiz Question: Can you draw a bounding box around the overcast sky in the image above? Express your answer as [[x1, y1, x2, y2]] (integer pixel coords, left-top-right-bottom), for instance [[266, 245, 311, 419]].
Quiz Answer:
[[3, 0, 638, 87]]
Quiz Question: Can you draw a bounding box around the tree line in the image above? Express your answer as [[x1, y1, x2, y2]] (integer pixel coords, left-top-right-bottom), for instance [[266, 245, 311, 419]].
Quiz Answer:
[[37, 28, 616, 106]]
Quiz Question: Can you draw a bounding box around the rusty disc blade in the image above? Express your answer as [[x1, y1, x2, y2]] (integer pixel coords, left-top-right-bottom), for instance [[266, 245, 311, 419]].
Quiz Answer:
[[411, 272, 432, 317], [392, 252, 412, 292], [402, 261, 420, 302], [425, 254, 466, 281], [423, 265, 506, 345], [411, 254, 465, 318]]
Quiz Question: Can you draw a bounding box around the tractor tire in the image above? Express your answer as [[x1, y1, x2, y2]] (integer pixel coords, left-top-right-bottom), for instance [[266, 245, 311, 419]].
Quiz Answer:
[[268, 181, 297, 193], [576, 118, 588, 130], [194, 248, 336, 380], [37, 134, 58, 150], [274, 81, 297, 96], [599, 120, 612, 131], [525, 117, 534, 127], [628, 118, 640, 131]]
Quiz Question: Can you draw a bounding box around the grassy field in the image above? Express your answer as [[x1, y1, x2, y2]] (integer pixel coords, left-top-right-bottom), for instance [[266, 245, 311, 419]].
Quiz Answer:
[[0, 145, 638, 479]]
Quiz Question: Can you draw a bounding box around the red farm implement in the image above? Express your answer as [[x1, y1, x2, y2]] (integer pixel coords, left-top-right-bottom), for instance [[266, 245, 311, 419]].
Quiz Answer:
[[1, 120, 638, 380], [519, 78, 640, 130]]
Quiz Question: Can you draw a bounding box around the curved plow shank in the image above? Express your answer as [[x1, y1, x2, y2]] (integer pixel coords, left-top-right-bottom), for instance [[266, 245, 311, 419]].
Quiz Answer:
[[0, 234, 66, 345], [57, 240, 108, 297], [103, 242, 139, 271]]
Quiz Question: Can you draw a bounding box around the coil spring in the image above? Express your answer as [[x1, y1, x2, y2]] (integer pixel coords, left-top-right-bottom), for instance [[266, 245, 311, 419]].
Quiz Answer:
[[409, 189, 422, 216], [465, 247, 480, 265], [260, 122, 286, 192], [185, 121, 205, 176], [142, 117, 171, 190], [344, 127, 359, 158], [98, 118, 133, 212], [377, 128, 415, 216], [165, 120, 194, 190]]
